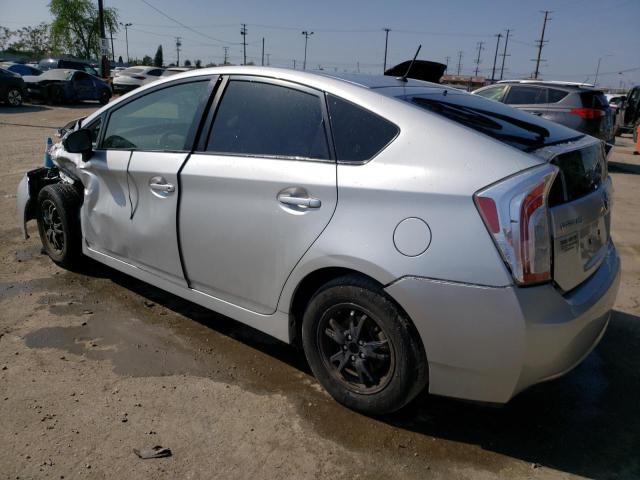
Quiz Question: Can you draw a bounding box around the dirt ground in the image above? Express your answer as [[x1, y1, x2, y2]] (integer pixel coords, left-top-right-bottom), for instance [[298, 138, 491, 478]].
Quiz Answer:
[[1, 103, 639, 480]]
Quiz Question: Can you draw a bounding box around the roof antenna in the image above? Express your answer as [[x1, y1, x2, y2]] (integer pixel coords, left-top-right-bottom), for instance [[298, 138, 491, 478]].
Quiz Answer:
[[399, 44, 421, 83]]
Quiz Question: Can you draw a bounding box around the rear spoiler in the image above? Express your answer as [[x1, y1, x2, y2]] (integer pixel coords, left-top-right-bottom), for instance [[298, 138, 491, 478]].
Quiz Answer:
[[384, 60, 446, 83]]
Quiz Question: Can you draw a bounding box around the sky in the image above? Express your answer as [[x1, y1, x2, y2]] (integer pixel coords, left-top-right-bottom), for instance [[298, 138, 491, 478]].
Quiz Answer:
[[1, 0, 639, 88]]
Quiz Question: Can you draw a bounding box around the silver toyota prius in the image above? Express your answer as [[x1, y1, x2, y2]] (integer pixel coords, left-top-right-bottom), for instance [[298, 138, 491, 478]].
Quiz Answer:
[[17, 67, 620, 414]]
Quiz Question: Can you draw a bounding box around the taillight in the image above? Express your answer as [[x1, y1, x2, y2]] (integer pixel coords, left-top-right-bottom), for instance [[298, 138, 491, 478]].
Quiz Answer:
[[131, 75, 146, 80], [570, 107, 605, 119], [474, 164, 558, 285]]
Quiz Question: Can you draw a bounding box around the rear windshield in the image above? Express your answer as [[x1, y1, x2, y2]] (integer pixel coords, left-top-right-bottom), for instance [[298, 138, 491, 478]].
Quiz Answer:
[[406, 91, 580, 152], [123, 67, 145, 75], [580, 91, 608, 109], [547, 143, 606, 206]]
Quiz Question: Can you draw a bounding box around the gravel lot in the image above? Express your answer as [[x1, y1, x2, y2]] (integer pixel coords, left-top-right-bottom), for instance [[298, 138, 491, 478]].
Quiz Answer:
[[1, 103, 639, 480]]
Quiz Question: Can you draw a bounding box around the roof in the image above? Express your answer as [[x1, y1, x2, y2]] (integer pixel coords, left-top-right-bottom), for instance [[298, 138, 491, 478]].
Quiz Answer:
[[309, 70, 439, 89]]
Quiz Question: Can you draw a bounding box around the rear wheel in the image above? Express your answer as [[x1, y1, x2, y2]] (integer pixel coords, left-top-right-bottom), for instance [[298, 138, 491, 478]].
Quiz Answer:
[[98, 90, 110, 105], [302, 276, 427, 414], [6, 87, 22, 106], [36, 183, 83, 268]]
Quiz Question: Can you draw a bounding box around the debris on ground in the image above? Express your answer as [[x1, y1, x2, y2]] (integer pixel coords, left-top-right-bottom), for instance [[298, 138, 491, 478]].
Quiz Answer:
[[133, 445, 172, 459]]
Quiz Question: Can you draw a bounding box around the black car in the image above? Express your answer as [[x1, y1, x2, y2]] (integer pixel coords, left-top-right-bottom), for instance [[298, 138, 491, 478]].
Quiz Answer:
[[0, 67, 25, 106], [24, 69, 111, 105], [473, 80, 614, 144], [1, 62, 43, 76], [38, 58, 99, 76], [615, 85, 640, 142]]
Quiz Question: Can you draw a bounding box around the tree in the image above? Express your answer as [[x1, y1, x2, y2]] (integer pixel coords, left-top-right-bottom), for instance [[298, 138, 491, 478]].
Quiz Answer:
[[0, 26, 13, 51], [142, 54, 153, 66], [184, 59, 192, 67], [9, 23, 50, 56], [195, 59, 201, 68], [49, 0, 118, 59], [154, 45, 163, 67], [117, 55, 123, 65]]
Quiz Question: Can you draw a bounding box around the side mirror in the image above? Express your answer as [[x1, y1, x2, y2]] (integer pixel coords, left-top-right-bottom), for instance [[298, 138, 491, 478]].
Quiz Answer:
[[63, 128, 93, 160]]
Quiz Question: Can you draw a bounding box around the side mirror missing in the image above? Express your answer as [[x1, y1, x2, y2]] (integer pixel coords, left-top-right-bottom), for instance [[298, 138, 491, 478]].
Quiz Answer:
[[63, 128, 93, 160]]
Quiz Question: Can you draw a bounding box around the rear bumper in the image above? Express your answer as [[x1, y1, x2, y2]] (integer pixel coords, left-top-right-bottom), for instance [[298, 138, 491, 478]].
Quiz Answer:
[[385, 241, 620, 403]]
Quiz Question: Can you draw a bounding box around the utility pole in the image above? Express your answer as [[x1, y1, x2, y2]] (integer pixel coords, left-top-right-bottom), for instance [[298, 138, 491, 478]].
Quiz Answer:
[[474, 41, 484, 77], [223, 47, 229, 65], [97, 0, 109, 78], [175, 37, 182, 66], [301, 30, 313, 70], [266, 53, 270, 66], [240, 24, 247, 65], [293, 59, 296, 69], [490, 33, 502, 82], [444, 55, 450, 74], [533, 11, 551, 79], [456, 50, 463, 75], [108, 25, 115, 62], [120, 22, 132, 64], [594, 55, 612, 86], [383, 28, 391, 72], [261, 37, 265, 66], [499, 28, 511, 80]]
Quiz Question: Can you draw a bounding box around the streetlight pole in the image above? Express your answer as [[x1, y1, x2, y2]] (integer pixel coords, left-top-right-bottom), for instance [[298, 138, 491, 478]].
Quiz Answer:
[[301, 31, 313, 70], [120, 22, 132, 64]]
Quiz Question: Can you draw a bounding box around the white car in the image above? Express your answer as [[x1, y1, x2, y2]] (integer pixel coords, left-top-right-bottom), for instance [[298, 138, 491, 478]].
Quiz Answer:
[[113, 66, 164, 93], [161, 67, 193, 77], [110, 66, 127, 79]]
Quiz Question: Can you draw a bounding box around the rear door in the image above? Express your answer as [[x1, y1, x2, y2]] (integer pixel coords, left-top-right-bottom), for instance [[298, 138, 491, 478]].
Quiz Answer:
[[179, 76, 337, 314], [86, 77, 213, 286]]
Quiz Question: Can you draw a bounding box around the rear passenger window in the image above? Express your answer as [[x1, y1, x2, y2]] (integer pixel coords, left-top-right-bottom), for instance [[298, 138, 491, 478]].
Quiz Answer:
[[547, 88, 568, 103], [504, 86, 547, 105], [327, 94, 398, 163], [207, 80, 329, 160]]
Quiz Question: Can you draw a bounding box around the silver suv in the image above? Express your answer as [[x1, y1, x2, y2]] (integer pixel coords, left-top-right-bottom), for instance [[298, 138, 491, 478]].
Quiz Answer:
[[17, 67, 620, 414]]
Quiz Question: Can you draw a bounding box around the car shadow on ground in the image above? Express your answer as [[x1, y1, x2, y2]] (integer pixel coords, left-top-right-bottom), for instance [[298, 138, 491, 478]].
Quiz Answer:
[[75, 259, 640, 479], [609, 161, 640, 175], [0, 104, 49, 114]]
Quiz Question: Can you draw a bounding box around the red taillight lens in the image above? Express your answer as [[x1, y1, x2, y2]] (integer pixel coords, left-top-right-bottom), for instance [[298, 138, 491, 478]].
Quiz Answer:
[[131, 75, 146, 80], [570, 107, 605, 119], [474, 164, 557, 286], [476, 197, 500, 233]]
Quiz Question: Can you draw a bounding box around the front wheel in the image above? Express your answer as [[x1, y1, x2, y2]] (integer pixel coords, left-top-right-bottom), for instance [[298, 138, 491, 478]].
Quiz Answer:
[[302, 276, 427, 415], [6, 87, 23, 106], [98, 90, 110, 105], [36, 183, 83, 268]]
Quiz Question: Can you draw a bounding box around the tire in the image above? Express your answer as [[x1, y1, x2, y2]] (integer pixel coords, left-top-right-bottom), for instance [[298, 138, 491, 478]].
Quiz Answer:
[[47, 85, 63, 105], [98, 90, 110, 105], [301, 275, 427, 415], [36, 183, 83, 269], [5, 87, 23, 107]]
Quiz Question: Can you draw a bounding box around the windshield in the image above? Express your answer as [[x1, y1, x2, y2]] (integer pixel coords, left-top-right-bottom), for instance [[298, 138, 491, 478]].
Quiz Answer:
[[405, 91, 581, 152]]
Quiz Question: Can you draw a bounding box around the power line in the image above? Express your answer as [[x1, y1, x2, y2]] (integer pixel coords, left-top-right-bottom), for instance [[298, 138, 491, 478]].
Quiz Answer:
[[533, 10, 551, 79]]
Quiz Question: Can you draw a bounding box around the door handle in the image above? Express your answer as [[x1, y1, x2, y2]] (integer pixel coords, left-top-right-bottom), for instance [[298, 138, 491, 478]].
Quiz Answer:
[[149, 176, 175, 193], [277, 194, 321, 208]]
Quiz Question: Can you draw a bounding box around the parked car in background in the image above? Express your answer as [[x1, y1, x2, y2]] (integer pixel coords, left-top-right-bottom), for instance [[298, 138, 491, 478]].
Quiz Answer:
[[161, 67, 193, 77], [606, 93, 626, 127], [0, 67, 25, 106], [38, 58, 99, 76], [614, 86, 640, 141], [110, 66, 127, 78], [17, 67, 619, 414], [1, 62, 42, 77], [113, 66, 165, 93], [23, 69, 111, 105], [473, 80, 615, 144]]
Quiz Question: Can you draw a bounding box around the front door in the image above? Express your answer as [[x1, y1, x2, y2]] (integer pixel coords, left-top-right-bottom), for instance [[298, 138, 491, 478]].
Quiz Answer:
[[84, 78, 212, 286], [180, 77, 337, 314]]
